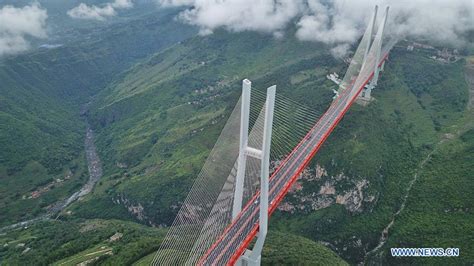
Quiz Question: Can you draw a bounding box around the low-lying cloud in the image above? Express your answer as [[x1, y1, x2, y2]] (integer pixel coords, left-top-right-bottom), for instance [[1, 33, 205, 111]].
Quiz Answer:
[[168, 0, 301, 36], [68, 0, 134, 21], [157, 0, 474, 55], [0, 3, 48, 56]]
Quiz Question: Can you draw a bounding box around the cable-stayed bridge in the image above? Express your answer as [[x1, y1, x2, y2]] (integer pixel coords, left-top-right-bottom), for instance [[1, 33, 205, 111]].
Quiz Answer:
[[153, 6, 395, 266]]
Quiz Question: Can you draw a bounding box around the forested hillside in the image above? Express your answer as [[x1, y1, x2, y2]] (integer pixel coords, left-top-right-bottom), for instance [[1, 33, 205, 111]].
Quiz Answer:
[[0, 8, 196, 227], [0, 7, 472, 264], [73, 29, 338, 225], [60, 28, 472, 264]]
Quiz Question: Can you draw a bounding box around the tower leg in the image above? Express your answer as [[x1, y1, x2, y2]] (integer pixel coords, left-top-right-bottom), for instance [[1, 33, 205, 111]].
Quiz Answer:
[[249, 85, 275, 262], [362, 5, 378, 68], [232, 79, 251, 219], [239, 85, 276, 266], [358, 6, 389, 104]]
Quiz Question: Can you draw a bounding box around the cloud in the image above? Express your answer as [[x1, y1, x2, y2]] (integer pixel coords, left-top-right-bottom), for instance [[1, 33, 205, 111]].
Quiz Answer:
[[296, 0, 367, 44], [67, 3, 115, 20], [386, 0, 473, 45], [296, 0, 474, 47], [157, 0, 301, 35], [68, 0, 134, 21], [157, 0, 474, 52], [0, 3, 48, 56], [330, 43, 351, 58], [112, 0, 134, 8], [159, 0, 194, 6]]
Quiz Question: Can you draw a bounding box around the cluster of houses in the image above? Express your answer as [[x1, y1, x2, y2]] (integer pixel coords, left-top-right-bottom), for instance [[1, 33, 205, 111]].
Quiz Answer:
[[407, 41, 460, 63]]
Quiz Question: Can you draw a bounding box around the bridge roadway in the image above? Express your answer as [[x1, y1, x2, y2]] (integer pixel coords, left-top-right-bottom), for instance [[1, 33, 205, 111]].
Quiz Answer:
[[199, 51, 390, 266]]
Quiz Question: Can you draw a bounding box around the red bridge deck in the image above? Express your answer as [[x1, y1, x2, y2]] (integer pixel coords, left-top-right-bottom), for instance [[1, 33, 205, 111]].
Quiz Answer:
[[199, 52, 390, 266]]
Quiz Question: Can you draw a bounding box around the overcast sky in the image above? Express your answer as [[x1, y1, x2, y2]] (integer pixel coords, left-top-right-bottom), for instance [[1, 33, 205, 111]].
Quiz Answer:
[[0, 0, 472, 56], [158, 0, 473, 46]]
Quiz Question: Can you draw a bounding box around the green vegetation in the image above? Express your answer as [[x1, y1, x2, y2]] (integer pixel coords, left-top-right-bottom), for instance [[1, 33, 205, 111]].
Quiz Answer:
[[261, 231, 348, 265], [376, 121, 474, 264], [0, 8, 196, 227], [133, 231, 348, 265], [0, 48, 90, 225], [133, 252, 156, 265], [0, 219, 165, 265], [53, 245, 113, 266], [57, 28, 471, 264], [1, 10, 471, 264], [73, 29, 337, 226], [270, 50, 472, 264]]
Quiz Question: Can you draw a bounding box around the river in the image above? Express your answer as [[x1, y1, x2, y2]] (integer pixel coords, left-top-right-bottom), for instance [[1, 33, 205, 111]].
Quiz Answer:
[[0, 121, 103, 232]]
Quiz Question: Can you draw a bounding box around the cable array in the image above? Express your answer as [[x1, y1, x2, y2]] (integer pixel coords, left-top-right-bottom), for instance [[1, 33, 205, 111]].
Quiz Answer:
[[152, 10, 397, 263], [152, 88, 322, 265], [196, 11, 398, 264]]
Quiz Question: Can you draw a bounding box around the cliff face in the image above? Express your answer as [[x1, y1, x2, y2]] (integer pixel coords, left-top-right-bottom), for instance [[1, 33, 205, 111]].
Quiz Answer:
[[278, 164, 375, 214], [113, 194, 155, 226]]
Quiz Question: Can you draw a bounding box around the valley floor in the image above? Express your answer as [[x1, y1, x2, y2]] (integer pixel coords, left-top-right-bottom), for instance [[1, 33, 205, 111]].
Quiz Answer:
[[0, 121, 103, 233]]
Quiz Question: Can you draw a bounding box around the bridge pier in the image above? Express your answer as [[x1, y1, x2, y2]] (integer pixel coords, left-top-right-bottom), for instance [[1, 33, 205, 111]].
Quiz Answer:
[[237, 249, 261, 266]]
